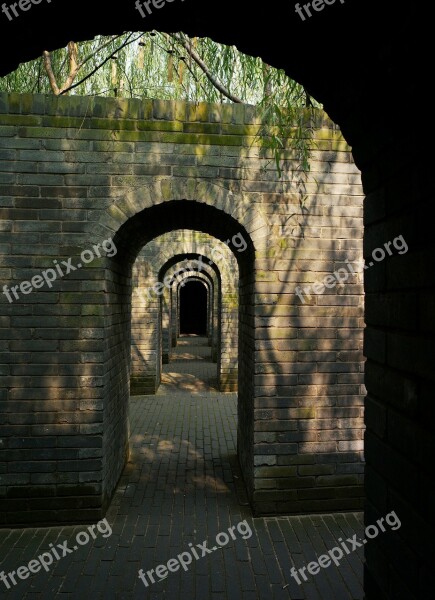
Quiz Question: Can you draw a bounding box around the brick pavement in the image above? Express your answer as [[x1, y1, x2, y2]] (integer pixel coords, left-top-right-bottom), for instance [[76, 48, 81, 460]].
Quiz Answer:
[[0, 337, 364, 599], [160, 335, 219, 392]]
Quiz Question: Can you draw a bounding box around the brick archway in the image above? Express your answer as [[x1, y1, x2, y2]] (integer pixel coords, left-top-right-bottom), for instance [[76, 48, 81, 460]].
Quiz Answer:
[[161, 263, 217, 364], [159, 252, 237, 391], [102, 198, 257, 515]]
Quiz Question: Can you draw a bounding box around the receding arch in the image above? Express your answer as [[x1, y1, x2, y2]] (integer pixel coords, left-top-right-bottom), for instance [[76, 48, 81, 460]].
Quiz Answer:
[[109, 196, 266, 264], [131, 230, 239, 391], [179, 279, 208, 335], [103, 197, 256, 512], [160, 261, 217, 364]]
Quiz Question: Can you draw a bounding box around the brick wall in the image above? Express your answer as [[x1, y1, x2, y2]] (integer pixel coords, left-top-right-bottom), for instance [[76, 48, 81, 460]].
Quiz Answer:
[[0, 92, 364, 524], [353, 120, 434, 600]]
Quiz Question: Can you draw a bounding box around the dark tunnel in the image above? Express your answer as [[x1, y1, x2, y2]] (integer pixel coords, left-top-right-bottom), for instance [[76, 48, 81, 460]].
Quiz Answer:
[[179, 280, 208, 335]]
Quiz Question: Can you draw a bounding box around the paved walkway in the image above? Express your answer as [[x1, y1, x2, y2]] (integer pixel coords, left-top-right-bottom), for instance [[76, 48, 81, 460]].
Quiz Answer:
[[0, 337, 364, 599], [160, 335, 219, 392]]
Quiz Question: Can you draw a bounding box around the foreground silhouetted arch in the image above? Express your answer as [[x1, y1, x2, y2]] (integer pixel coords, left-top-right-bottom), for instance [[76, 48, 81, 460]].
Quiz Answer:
[[0, 8, 431, 596]]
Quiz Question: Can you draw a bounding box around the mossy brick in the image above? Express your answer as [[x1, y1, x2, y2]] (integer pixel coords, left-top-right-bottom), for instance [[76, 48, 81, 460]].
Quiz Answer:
[[88, 163, 132, 175], [0, 95, 366, 525], [0, 114, 41, 126], [125, 98, 141, 119], [0, 149, 16, 161], [45, 96, 70, 117], [40, 162, 85, 175], [137, 99, 153, 120], [173, 166, 218, 178], [221, 124, 261, 136], [254, 443, 298, 455], [161, 154, 196, 166], [7, 92, 22, 114], [133, 165, 175, 177], [94, 97, 127, 119], [88, 117, 137, 131], [183, 123, 221, 134], [209, 104, 223, 123], [161, 132, 245, 146], [89, 97, 109, 118], [92, 140, 134, 153], [244, 104, 262, 125], [64, 174, 108, 185], [20, 149, 66, 162], [0, 91, 8, 112], [41, 139, 89, 152], [109, 130, 161, 142], [64, 95, 85, 117], [19, 126, 67, 139], [50, 115, 87, 130], [17, 174, 65, 186], [81, 306, 105, 316], [314, 128, 344, 141], [186, 102, 210, 122], [137, 120, 183, 132], [221, 102, 244, 124], [21, 94, 43, 115], [153, 99, 176, 120]]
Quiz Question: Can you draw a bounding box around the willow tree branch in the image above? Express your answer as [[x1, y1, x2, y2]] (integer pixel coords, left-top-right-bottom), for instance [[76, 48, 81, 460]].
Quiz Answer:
[[59, 33, 142, 95], [60, 42, 80, 94], [42, 50, 60, 95], [78, 34, 125, 70], [169, 32, 243, 103]]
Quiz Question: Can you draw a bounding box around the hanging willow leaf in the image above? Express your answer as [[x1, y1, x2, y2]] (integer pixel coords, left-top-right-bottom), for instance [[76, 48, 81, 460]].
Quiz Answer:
[[168, 54, 173, 82]]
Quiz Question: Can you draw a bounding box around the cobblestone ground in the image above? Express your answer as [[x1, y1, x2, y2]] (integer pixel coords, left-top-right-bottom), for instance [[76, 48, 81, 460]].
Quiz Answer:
[[0, 337, 364, 599]]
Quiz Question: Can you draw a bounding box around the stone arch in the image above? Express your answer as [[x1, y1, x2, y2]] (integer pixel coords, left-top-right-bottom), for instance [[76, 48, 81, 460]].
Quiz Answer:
[[162, 263, 217, 362], [95, 180, 269, 259], [175, 273, 212, 338], [100, 198, 256, 510], [160, 254, 238, 391], [130, 231, 239, 392]]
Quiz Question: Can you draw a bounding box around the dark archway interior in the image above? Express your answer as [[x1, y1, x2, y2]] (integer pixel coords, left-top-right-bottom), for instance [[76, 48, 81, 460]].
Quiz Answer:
[[180, 281, 208, 335]]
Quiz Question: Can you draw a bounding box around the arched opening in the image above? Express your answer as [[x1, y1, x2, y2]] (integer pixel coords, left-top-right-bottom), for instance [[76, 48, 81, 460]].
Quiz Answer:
[[111, 198, 256, 500], [179, 279, 208, 335], [132, 236, 238, 392]]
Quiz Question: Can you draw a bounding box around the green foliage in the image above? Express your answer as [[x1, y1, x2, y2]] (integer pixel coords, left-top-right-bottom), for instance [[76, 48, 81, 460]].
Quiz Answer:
[[0, 31, 322, 174]]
